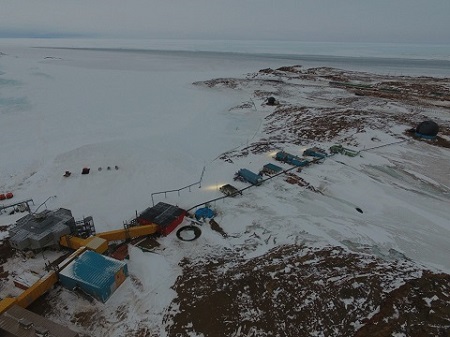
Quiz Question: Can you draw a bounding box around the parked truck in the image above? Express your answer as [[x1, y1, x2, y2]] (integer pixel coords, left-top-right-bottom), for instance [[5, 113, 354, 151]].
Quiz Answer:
[[219, 184, 242, 197]]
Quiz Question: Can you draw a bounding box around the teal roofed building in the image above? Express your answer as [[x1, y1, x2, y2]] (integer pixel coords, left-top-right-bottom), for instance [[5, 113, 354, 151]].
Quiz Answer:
[[275, 151, 310, 167], [59, 250, 128, 302], [262, 163, 283, 175]]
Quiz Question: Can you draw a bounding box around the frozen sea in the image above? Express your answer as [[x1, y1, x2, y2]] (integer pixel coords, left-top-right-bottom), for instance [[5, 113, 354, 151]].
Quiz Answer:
[[2, 38, 450, 76]]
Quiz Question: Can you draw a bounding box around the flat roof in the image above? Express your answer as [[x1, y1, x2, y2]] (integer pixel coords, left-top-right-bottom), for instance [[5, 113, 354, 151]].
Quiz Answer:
[[139, 202, 184, 227], [59, 250, 127, 289], [0, 305, 79, 337], [263, 163, 283, 171], [9, 208, 73, 247]]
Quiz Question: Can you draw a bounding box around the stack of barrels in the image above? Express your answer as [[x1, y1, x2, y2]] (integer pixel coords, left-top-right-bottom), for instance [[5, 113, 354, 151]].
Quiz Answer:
[[0, 192, 13, 200]]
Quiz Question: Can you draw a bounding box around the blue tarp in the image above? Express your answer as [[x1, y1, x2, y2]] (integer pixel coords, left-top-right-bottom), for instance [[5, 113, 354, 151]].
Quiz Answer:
[[415, 132, 437, 140], [195, 207, 215, 220]]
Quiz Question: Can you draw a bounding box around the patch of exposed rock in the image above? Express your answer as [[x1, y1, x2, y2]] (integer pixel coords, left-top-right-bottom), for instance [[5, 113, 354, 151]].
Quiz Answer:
[[165, 245, 450, 337], [194, 66, 450, 157]]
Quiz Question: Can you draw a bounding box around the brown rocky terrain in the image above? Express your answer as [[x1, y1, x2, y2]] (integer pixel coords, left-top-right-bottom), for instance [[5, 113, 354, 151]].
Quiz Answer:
[[165, 245, 450, 337], [195, 65, 450, 158]]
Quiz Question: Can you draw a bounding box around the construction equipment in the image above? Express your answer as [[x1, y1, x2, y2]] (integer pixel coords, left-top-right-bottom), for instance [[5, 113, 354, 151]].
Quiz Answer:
[[59, 224, 159, 252], [96, 224, 159, 242], [219, 184, 241, 197], [59, 235, 109, 253], [0, 247, 87, 314], [1, 224, 160, 314]]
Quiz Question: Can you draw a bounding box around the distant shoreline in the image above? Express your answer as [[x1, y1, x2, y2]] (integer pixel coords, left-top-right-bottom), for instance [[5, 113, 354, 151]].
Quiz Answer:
[[1, 37, 449, 58], [32, 45, 450, 78]]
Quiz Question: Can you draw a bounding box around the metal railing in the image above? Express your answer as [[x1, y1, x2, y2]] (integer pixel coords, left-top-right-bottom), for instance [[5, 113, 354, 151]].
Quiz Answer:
[[0, 198, 35, 213], [32, 195, 57, 214], [151, 166, 205, 206], [186, 157, 323, 212]]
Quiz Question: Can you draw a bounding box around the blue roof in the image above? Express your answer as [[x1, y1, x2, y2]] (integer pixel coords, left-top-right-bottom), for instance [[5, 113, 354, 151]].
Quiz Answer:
[[195, 207, 214, 220], [71, 251, 126, 290], [263, 163, 283, 172]]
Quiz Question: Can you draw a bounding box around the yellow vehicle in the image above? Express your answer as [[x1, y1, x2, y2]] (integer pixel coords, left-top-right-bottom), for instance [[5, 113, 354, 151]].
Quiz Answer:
[[59, 223, 159, 252], [1, 223, 159, 314], [0, 247, 87, 314]]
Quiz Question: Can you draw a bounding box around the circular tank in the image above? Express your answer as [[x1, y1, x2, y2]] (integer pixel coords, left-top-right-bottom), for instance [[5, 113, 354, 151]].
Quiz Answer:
[[415, 120, 439, 137]]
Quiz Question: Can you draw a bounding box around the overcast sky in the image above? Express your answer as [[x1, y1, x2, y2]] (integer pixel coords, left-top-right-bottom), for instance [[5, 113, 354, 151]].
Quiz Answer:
[[1, 0, 449, 43]]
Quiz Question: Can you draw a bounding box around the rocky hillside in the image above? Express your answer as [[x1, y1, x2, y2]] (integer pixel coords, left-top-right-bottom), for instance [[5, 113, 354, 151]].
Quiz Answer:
[[195, 65, 450, 157], [165, 244, 450, 337]]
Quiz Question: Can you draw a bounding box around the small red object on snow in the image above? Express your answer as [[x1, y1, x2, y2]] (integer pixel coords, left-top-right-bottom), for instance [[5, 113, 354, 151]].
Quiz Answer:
[[0, 194, 5, 200], [6, 192, 13, 199]]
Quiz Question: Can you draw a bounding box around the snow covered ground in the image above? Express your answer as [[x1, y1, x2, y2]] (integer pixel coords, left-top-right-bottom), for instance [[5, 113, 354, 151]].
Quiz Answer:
[[1, 40, 449, 336]]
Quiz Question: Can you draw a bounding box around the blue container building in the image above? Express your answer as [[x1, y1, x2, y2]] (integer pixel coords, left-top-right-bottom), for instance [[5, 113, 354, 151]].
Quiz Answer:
[[236, 168, 263, 185], [59, 250, 128, 302], [262, 163, 283, 175], [303, 147, 327, 159], [275, 151, 310, 167]]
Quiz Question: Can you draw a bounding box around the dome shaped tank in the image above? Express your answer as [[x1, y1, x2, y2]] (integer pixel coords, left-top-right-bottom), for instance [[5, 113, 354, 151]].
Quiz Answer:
[[415, 120, 439, 138]]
